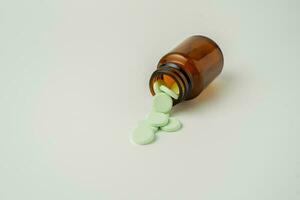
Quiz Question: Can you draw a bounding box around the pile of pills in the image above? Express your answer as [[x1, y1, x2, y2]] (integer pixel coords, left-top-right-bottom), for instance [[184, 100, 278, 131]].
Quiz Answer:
[[131, 81, 182, 145]]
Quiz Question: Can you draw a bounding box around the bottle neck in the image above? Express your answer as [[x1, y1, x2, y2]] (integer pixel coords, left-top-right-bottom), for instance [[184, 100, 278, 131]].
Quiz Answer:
[[150, 63, 191, 104]]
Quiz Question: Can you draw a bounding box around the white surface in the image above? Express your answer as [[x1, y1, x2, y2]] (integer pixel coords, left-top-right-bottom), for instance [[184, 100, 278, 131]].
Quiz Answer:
[[0, 0, 299, 199]]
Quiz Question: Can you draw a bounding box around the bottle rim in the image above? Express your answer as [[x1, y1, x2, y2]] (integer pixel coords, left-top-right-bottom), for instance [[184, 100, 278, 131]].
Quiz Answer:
[[149, 63, 191, 104]]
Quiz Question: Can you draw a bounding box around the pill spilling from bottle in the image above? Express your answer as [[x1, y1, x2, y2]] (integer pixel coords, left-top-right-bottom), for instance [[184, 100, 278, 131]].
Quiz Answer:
[[131, 35, 224, 145], [131, 81, 182, 145]]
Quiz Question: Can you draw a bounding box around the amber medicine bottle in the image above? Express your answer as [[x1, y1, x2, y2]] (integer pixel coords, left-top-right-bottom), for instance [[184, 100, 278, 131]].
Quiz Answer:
[[150, 35, 224, 104]]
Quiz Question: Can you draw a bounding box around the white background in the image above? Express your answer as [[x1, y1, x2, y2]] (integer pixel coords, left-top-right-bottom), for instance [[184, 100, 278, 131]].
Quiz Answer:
[[0, 0, 299, 199]]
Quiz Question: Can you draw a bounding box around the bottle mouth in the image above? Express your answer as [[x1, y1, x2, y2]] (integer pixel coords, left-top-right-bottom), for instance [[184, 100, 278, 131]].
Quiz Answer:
[[149, 63, 190, 104]]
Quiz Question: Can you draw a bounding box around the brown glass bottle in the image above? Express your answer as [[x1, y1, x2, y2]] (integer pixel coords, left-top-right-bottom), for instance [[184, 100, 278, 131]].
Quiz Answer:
[[149, 35, 224, 104]]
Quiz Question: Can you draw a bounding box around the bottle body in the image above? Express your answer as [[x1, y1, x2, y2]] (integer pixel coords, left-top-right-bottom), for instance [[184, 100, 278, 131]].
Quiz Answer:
[[150, 35, 224, 103]]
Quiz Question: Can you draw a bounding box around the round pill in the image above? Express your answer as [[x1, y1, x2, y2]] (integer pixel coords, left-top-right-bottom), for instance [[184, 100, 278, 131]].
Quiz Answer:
[[131, 125, 155, 145], [153, 80, 165, 94], [160, 85, 179, 100], [138, 120, 158, 132], [160, 117, 182, 132], [147, 111, 169, 127], [152, 92, 173, 113]]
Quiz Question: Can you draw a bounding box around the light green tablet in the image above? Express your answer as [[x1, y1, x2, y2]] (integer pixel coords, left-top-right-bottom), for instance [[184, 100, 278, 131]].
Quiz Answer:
[[161, 117, 182, 132], [152, 92, 173, 113], [131, 124, 155, 145], [153, 80, 165, 94], [138, 120, 158, 132], [147, 111, 169, 127], [160, 85, 179, 100]]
